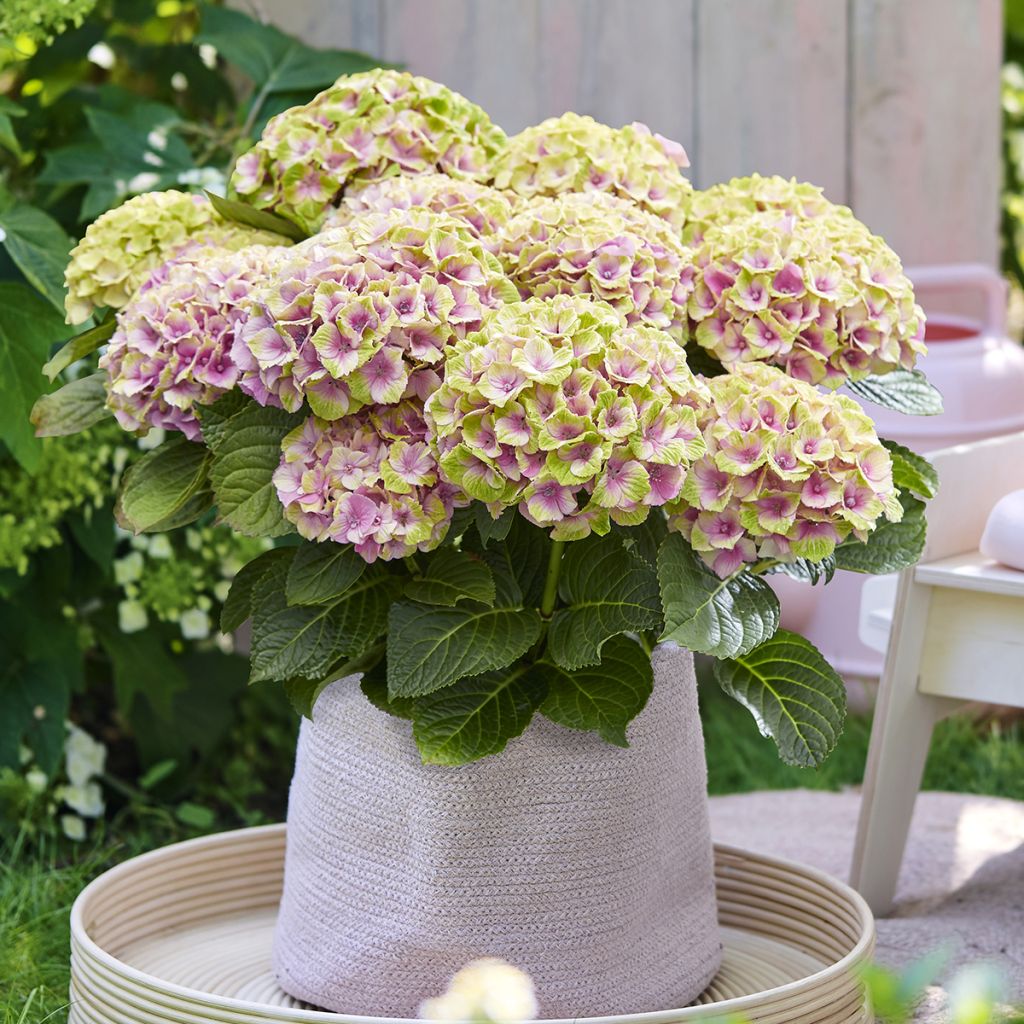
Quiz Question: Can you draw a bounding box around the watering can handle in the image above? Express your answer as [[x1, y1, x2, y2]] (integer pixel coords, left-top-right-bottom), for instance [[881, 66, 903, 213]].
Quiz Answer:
[[904, 263, 1007, 337]]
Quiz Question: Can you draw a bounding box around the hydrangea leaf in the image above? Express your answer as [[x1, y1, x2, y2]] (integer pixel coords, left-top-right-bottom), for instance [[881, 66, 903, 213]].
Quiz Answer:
[[195, 391, 252, 451], [387, 602, 542, 699], [30, 373, 109, 438], [411, 665, 547, 765], [657, 533, 779, 658], [548, 535, 661, 670], [0, 201, 74, 312], [834, 493, 926, 575], [42, 316, 116, 382], [285, 647, 386, 719], [208, 403, 302, 538], [405, 548, 495, 608], [474, 504, 515, 547], [713, 630, 847, 767], [770, 556, 836, 587], [847, 370, 943, 416], [250, 568, 397, 684], [204, 190, 307, 242], [538, 634, 653, 746], [286, 542, 366, 606], [360, 660, 413, 721], [115, 436, 212, 535], [614, 514, 668, 568], [881, 439, 938, 500], [0, 281, 68, 469], [220, 547, 296, 633]]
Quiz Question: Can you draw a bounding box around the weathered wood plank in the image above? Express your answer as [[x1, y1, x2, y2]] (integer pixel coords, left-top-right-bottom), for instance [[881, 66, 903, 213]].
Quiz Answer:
[[849, 0, 1003, 266], [693, 0, 849, 199]]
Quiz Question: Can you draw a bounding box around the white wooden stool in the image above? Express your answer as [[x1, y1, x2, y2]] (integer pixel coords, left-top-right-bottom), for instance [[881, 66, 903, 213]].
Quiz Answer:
[[850, 430, 1024, 915]]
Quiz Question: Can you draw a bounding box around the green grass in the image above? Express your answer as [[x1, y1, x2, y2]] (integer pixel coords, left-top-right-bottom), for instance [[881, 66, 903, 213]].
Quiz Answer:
[[3, 687, 1023, 1022]]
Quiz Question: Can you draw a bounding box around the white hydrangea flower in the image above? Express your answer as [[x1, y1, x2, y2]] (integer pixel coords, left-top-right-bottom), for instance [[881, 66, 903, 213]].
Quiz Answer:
[[25, 767, 48, 794], [420, 959, 537, 1024], [118, 599, 149, 633], [213, 579, 231, 603], [180, 607, 211, 640], [113, 550, 144, 585], [58, 781, 105, 818], [61, 814, 87, 841], [148, 535, 173, 559], [65, 724, 107, 787]]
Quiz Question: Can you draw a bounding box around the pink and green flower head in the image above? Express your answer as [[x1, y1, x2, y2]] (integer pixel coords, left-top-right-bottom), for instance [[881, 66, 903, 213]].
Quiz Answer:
[[493, 113, 692, 231], [230, 69, 508, 233], [274, 399, 466, 562], [688, 208, 926, 387], [666, 362, 902, 577], [100, 244, 286, 441], [64, 190, 290, 324], [322, 173, 517, 253], [425, 294, 710, 542], [683, 173, 839, 246], [235, 207, 518, 419], [498, 191, 696, 338]]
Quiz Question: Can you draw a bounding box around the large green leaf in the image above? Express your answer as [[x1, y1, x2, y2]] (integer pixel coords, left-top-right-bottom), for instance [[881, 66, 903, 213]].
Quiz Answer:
[[284, 645, 384, 718], [0, 282, 67, 469], [286, 542, 365, 606], [387, 602, 542, 698], [834, 494, 926, 575], [847, 370, 943, 417], [405, 548, 495, 607], [204, 191, 306, 241], [207, 403, 300, 538], [220, 547, 295, 633], [115, 437, 212, 534], [30, 373, 110, 438], [411, 666, 547, 765], [770, 556, 836, 587], [881, 439, 938, 500], [538, 634, 653, 746], [657, 534, 779, 658], [195, 391, 251, 449], [0, 202, 74, 312], [474, 505, 514, 547], [42, 317, 116, 382], [713, 630, 847, 767], [548, 535, 661, 670]]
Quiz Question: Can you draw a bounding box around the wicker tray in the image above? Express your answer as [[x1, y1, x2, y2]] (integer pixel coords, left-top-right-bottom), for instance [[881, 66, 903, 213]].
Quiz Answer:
[[69, 824, 874, 1024]]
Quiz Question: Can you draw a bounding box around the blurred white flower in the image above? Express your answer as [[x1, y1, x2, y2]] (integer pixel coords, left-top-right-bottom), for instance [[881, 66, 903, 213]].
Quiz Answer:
[[420, 959, 537, 1024], [213, 579, 231, 603], [114, 550, 144, 585], [198, 43, 217, 68], [61, 814, 87, 841], [59, 781, 105, 818], [65, 724, 107, 787], [25, 767, 48, 794], [118, 599, 149, 633], [128, 172, 161, 193], [177, 166, 227, 195], [87, 42, 115, 69], [171, 72, 188, 91], [180, 608, 211, 640], [148, 535, 173, 559], [147, 129, 168, 152]]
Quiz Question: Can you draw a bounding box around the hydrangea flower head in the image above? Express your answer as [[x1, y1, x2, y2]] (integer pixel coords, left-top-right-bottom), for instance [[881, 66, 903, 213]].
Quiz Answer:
[[689, 209, 926, 387], [235, 207, 516, 419], [274, 400, 465, 562], [230, 69, 508, 233], [64, 191, 289, 324], [100, 244, 285, 440], [666, 362, 902, 577], [499, 191, 696, 338], [683, 173, 839, 246], [493, 114, 692, 230], [426, 295, 709, 541], [322, 173, 517, 252]]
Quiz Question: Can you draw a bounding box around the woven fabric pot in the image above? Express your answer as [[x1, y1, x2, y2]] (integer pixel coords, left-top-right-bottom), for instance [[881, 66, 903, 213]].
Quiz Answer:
[[272, 642, 721, 1018]]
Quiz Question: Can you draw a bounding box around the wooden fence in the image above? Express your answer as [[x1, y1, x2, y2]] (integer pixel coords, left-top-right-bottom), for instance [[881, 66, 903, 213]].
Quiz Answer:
[[265, 0, 1003, 272]]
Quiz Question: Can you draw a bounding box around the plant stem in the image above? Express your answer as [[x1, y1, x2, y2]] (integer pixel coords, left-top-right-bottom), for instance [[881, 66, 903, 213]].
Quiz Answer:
[[540, 540, 565, 617]]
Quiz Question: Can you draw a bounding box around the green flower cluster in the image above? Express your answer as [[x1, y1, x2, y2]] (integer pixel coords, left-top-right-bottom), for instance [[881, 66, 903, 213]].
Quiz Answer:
[[666, 362, 902, 576], [64, 191, 290, 324], [426, 295, 709, 541], [683, 173, 837, 245], [114, 526, 272, 643], [322, 173, 517, 252], [493, 113, 692, 230], [230, 69, 508, 233], [498, 191, 695, 338], [0, 422, 124, 575], [689, 207, 926, 387]]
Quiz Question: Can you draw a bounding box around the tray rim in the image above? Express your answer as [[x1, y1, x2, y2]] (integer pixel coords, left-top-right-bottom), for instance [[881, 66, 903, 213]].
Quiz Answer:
[[70, 823, 875, 1024]]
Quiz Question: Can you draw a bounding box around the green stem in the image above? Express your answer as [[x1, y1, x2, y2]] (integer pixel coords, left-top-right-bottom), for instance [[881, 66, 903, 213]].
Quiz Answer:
[[540, 540, 566, 617]]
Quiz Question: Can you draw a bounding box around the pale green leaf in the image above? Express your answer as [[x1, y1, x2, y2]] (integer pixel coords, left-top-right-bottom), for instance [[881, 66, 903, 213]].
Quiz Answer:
[[115, 436, 212, 534], [31, 373, 110, 438], [0, 203, 74, 312], [204, 190, 306, 241], [538, 634, 653, 746], [713, 630, 847, 767], [405, 548, 495, 607], [548, 535, 660, 670], [42, 317, 116, 381], [771, 556, 836, 586], [657, 533, 779, 658], [881, 439, 938, 500], [847, 369, 943, 417]]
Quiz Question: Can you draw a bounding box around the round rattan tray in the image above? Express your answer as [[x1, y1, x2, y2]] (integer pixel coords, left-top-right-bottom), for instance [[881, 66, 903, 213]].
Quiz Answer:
[[69, 824, 874, 1024]]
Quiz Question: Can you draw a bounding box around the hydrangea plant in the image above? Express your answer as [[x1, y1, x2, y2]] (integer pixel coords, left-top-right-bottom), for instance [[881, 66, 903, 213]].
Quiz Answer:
[[38, 70, 941, 769]]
